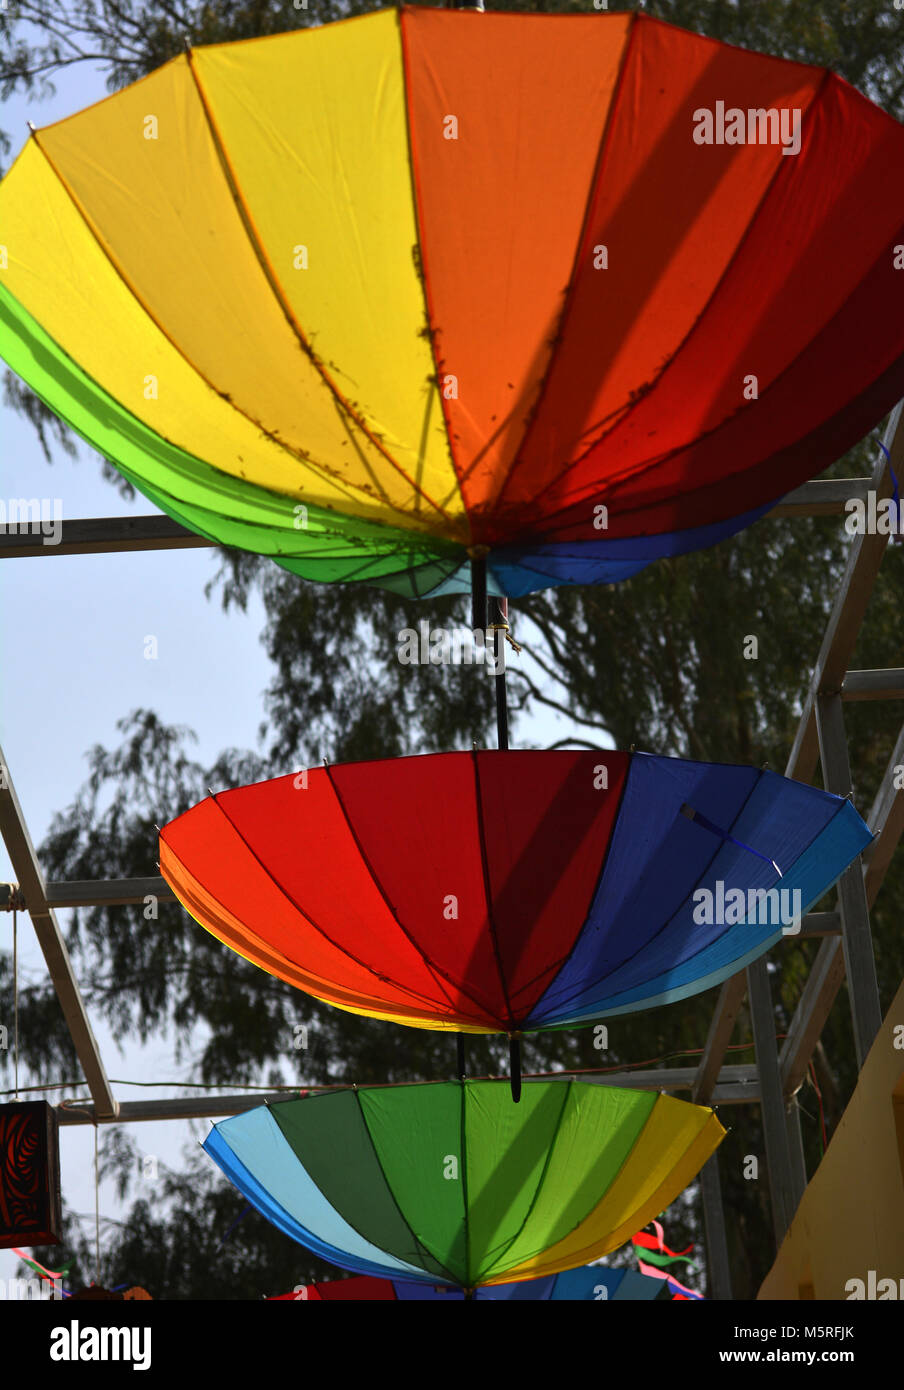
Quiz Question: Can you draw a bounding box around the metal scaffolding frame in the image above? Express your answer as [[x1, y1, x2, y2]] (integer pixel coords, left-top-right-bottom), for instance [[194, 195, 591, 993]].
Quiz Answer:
[[3, 434, 904, 1298]]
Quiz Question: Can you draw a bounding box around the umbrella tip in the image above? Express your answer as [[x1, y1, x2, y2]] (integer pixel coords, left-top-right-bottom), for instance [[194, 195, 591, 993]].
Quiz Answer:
[[26, 120, 36, 134], [183, 35, 192, 54]]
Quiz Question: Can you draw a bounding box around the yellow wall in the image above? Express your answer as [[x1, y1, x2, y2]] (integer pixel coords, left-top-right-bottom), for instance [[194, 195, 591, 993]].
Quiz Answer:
[[759, 977, 904, 1300]]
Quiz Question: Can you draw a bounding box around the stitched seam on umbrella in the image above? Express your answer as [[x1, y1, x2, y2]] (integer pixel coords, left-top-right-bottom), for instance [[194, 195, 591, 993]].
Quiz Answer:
[[265, 1095, 453, 1285], [470, 750, 517, 1029], [183, 46, 455, 527], [396, 7, 471, 528], [584, 792, 867, 1018], [490, 9, 640, 516], [460, 1079, 471, 1288], [188, 791, 475, 1019], [533, 761, 768, 1018], [0, 282, 452, 566], [163, 851, 452, 1023], [111, 454, 450, 558], [323, 764, 502, 1023], [500, 1095, 711, 1275], [478, 1078, 573, 1281], [520, 77, 904, 533], [349, 1084, 453, 1278], [541, 767, 865, 1020], [522, 751, 632, 1027], [518, 67, 833, 513], [25, 132, 408, 525]]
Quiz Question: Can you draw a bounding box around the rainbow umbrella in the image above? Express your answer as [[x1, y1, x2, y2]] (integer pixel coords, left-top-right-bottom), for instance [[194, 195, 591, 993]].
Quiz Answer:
[[161, 748, 871, 1090], [2, 9, 904, 597], [269, 1264, 676, 1302], [203, 1080, 725, 1291]]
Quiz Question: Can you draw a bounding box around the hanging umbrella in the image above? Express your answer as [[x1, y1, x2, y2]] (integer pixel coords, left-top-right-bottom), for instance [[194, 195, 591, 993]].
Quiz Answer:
[[268, 1264, 675, 1301], [203, 1079, 725, 1290], [160, 749, 871, 1081], [2, 8, 904, 598]]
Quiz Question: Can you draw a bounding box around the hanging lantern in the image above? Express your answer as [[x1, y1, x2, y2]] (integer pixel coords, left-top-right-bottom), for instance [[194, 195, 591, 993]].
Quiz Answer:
[[0, 1100, 63, 1248]]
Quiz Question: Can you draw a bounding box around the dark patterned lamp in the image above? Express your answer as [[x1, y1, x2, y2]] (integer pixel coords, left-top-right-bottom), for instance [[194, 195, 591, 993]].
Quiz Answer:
[[0, 1101, 63, 1248]]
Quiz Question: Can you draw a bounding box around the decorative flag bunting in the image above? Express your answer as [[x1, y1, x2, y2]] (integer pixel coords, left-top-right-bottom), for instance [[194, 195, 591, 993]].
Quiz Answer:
[[203, 1079, 725, 1289], [161, 749, 872, 1037], [632, 1221, 704, 1300], [2, 9, 904, 595]]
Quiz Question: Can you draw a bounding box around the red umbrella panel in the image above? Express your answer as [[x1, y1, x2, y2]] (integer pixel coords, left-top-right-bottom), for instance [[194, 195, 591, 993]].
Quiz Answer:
[[159, 749, 872, 1036]]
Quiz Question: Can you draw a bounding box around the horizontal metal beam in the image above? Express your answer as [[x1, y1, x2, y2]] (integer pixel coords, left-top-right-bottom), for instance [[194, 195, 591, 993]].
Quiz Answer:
[[765, 478, 872, 518], [0, 480, 878, 564], [842, 669, 904, 701], [0, 746, 118, 1119], [54, 1065, 761, 1125], [0, 514, 213, 558], [1, 878, 175, 910], [3, 883, 844, 929]]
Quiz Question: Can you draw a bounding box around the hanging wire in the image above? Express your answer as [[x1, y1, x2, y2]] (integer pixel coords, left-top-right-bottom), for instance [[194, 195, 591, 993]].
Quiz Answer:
[[94, 1123, 101, 1284], [13, 907, 19, 1100]]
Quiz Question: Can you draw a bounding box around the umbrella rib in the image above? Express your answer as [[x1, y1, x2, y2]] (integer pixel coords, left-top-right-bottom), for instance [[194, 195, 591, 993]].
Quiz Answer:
[[198, 791, 475, 1020], [321, 766, 500, 1025], [122, 459, 448, 564], [542, 194, 900, 520], [477, 1079, 574, 1283], [520, 750, 632, 1027], [184, 47, 456, 530], [397, 7, 472, 537], [460, 1078, 471, 1290], [348, 1088, 460, 1285], [486, 1091, 684, 1278], [469, 751, 517, 1030], [534, 764, 787, 1018], [488, 8, 641, 518], [24, 133, 401, 527], [577, 792, 861, 1018], [533, 770, 764, 1017], [511, 66, 834, 521]]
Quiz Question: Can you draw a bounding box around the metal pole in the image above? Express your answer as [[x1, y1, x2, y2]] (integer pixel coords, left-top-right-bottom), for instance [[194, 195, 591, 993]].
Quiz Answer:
[[747, 957, 795, 1247], [700, 1153, 732, 1300], [492, 597, 510, 751], [785, 1101, 808, 1212], [459, 552, 490, 1081], [814, 693, 882, 1067], [470, 551, 487, 636]]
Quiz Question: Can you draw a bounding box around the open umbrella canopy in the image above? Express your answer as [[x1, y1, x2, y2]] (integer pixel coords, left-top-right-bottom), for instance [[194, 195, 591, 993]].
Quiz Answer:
[[160, 749, 872, 1036], [204, 1080, 725, 1288], [269, 1264, 675, 1301], [3, 8, 904, 596]]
